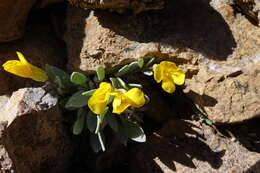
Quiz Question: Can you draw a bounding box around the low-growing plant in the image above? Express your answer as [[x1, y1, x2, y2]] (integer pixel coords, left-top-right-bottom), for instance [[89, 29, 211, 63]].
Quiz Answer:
[[2, 52, 186, 152]]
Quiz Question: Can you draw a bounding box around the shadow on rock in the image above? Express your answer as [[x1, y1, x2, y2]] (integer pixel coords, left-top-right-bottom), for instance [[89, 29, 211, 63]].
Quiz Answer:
[[130, 120, 224, 173], [244, 160, 260, 173], [96, 0, 237, 60]]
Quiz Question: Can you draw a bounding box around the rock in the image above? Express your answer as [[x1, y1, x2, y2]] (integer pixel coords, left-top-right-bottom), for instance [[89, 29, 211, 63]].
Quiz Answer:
[[0, 0, 64, 43], [64, 0, 260, 123], [69, 0, 166, 14], [233, 0, 260, 26], [0, 15, 66, 95], [0, 122, 14, 173], [0, 87, 73, 173], [130, 120, 260, 173]]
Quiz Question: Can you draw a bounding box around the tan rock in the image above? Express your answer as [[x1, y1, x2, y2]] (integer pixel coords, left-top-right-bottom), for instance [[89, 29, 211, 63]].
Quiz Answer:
[[130, 120, 260, 173], [0, 18, 66, 95], [64, 0, 260, 123], [0, 87, 73, 173], [69, 0, 166, 14], [0, 0, 64, 43], [233, 0, 260, 26]]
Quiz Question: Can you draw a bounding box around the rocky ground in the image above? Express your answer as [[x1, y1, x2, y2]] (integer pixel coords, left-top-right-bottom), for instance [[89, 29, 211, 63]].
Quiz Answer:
[[0, 0, 259, 173]]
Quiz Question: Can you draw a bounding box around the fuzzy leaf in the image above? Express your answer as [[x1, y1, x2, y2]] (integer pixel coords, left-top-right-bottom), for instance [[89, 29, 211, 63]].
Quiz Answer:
[[115, 65, 130, 77], [143, 71, 153, 76], [73, 108, 86, 135], [107, 115, 119, 132], [70, 72, 87, 85], [96, 66, 105, 81], [82, 89, 96, 96], [87, 111, 97, 133], [65, 90, 89, 109], [114, 122, 128, 145], [124, 120, 146, 143], [45, 64, 72, 88], [116, 77, 129, 90], [138, 58, 144, 68], [110, 77, 120, 89], [128, 62, 140, 72], [128, 83, 143, 89], [90, 133, 102, 153], [145, 58, 156, 68]]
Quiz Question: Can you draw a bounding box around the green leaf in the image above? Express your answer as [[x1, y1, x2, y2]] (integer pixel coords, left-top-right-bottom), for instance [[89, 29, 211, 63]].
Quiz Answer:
[[115, 65, 130, 77], [110, 77, 120, 89], [137, 58, 144, 68], [128, 83, 143, 89], [65, 90, 89, 109], [95, 107, 109, 134], [107, 95, 115, 104], [107, 115, 119, 132], [90, 133, 102, 153], [96, 66, 105, 81], [124, 120, 146, 143], [114, 122, 128, 145], [116, 77, 129, 90], [98, 131, 106, 151], [87, 111, 97, 133], [128, 62, 140, 72], [82, 89, 96, 96], [145, 58, 156, 68], [45, 64, 72, 88], [70, 72, 87, 85], [143, 71, 153, 76], [73, 108, 86, 135], [144, 94, 150, 104]]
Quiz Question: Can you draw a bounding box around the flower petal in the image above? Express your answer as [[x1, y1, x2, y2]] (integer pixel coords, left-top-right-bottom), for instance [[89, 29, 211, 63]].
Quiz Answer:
[[160, 61, 177, 70], [93, 82, 112, 96], [30, 65, 48, 82], [2, 60, 32, 78], [112, 94, 131, 114], [88, 95, 108, 115], [172, 70, 185, 85], [88, 82, 112, 114], [2, 52, 48, 82], [162, 80, 176, 93], [153, 64, 162, 83], [125, 88, 145, 108], [16, 51, 29, 64]]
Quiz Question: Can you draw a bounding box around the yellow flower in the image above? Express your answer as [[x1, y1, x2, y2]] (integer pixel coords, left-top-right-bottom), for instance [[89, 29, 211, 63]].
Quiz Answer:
[[112, 88, 145, 114], [153, 61, 185, 93], [88, 82, 112, 114], [2, 52, 48, 82]]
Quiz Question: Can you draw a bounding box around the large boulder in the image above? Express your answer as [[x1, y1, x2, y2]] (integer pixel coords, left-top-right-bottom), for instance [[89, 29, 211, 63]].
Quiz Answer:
[[69, 0, 166, 14], [0, 16, 66, 95], [0, 87, 73, 173], [0, 0, 64, 43], [64, 0, 260, 123], [130, 120, 260, 173]]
